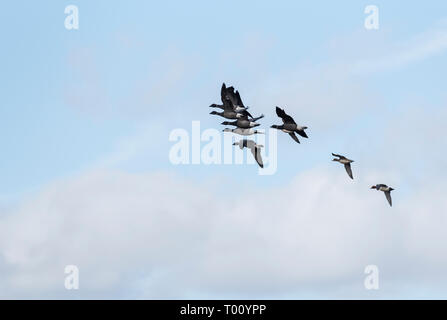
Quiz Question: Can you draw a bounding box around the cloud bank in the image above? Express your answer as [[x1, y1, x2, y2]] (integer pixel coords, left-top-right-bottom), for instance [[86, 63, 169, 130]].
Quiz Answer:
[[1, 158, 446, 299]]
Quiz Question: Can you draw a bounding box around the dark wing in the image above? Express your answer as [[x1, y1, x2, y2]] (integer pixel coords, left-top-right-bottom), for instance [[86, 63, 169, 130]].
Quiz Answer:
[[251, 147, 264, 168], [332, 153, 346, 159], [344, 163, 353, 179], [384, 191, 392, 207], [220, 83, 227, 104], [296, 129, 308, 138], [222, 97, 234, 111], [235, 91, 245, 107], [288, 132, 300, 143], [225, 87, 239, 108], [251, 114, 264, 122], [238, 109, 253, 119], [276, 106, 296, 124]]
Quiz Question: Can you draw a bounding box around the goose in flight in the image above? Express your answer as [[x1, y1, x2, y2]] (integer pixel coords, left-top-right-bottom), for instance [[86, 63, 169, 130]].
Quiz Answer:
[[332, 153, 354, 179], [210, 97, 239, 119], [223, 85, 250, 113], [271, 106, 308, 143], [222, 128, 264, 136], [233, 139, 264, 168], [222, 114, 264, 129], [210, 103, 253, 120], [371, 184, 395, 207], [210, 83, 251, 114]]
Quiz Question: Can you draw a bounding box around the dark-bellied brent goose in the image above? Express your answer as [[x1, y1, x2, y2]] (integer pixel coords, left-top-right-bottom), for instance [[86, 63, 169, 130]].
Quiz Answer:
[[210, 83, 251, 114], [371, 184, 395, 207], [332, 153, 354, 179], [271, 106, 308, 143]]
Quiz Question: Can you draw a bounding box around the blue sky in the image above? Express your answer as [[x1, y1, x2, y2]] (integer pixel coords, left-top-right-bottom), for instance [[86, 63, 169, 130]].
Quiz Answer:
[[1, 1, 447, 299], [1, 0, 446, 194]]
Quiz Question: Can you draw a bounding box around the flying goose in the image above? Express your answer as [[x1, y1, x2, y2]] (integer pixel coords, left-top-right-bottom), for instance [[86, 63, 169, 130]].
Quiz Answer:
[[210, 83, 251, 115], [224, 85, 250, 113], [271, 106, 308, 143], [371, 184, 395, 207], [233, 139, 264, 168], [210, 98, 254, 120], [209, 83, 231, 110], [210, 96, 238, 119], [221, 114, 264, 129], [332, 153, 354, 179], [222, 128, 264, 136]]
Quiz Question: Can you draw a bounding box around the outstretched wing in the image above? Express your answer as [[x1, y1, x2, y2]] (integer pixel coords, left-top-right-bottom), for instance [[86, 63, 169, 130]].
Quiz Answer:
[[276, 106, 296, 124], [288, 132, 300, 143], [220, 83, 227, 104], [225, 87, 239, 108], [344, 163, 353, 179], [251, 147, 264, 168], [251, 114, 264, 122], [332, 153, 346, 159], [384, 191, 393, 207], [296, 129, 308, 138], [235, 91, 245, 107], [222, 96, 235, 111]]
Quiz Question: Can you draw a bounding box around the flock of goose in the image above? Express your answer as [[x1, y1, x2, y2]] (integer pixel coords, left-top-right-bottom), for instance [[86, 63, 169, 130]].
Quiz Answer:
[[209, 83, 395, 207]]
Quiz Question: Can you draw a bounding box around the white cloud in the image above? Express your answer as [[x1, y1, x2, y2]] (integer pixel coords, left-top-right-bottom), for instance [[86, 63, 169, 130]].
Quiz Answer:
[[1, 162, 446, 299]]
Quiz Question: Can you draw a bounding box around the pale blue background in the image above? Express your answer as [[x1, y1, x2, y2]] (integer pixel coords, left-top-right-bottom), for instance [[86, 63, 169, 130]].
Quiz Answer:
[[0, 1, 446, 299]]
